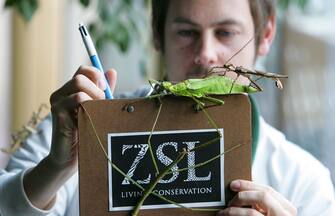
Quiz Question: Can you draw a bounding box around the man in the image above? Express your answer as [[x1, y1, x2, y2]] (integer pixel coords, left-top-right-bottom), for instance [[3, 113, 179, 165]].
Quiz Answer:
[[1, 0, 334, 215]]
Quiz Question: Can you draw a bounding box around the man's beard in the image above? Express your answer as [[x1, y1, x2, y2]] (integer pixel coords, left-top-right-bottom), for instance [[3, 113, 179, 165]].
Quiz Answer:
[[186, 65, 212, 79], [186, 65, 238, 78]]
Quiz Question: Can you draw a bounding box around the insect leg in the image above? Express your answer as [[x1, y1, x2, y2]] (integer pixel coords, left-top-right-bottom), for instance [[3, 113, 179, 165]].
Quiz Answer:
[[229, 74, 240, 93], [148, 79, 157, 89], [247, 76, 263, 91], [147, 98, 162, 176], [147, 92, 172, 100], [191, 97, 222, 138], [201, 96, 225, 106]]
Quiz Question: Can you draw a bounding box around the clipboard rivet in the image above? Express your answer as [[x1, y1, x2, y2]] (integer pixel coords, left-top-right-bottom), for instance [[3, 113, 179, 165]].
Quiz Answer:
[[193, 103, 202, 112], [126, 105, 135, 113]]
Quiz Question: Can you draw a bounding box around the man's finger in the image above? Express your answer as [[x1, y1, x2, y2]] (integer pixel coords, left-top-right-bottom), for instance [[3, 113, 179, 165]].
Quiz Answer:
[[217, 207, 263, 216], [74, 65, 109, 90], [50, 74, 105, 105], [230, 180, 267, 192], [228, 191, 283, 214], [230, 180, 296, 214], [105, 68, 117, 92]]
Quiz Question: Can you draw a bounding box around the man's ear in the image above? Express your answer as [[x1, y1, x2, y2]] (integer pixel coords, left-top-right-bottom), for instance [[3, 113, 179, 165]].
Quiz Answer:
[[257, 15, 276, 56]]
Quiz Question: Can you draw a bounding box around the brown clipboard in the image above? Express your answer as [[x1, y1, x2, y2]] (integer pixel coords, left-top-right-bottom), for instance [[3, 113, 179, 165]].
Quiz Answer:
[[78, 94, 252, 216]]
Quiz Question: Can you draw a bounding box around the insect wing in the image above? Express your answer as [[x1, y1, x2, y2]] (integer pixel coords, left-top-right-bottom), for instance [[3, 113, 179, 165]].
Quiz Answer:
[[165, 81, 195, 97], [187, 76, 258, 95]]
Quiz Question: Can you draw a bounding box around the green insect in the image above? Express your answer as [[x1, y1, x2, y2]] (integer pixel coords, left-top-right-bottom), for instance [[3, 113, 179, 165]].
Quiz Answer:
[[149, 66, 287, 107], [149, 75, 258, 107]]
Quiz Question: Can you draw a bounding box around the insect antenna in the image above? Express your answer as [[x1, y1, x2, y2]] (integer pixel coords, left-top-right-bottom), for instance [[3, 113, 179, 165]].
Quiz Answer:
[[204, 36, 255, 78], [223, 36, 255, 66]]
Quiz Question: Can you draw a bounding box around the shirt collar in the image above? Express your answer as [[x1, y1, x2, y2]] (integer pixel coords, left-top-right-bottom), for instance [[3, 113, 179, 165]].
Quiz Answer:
[[250, 95, 260, 164]]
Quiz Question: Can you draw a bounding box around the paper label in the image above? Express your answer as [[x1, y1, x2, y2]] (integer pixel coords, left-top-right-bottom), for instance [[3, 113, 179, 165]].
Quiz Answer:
[[107, 129, 225, 211]]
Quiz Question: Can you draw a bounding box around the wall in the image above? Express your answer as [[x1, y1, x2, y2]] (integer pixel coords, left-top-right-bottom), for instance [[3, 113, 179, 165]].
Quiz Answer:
[[281, 14, 335, 183], [0, 0, 12, 168]]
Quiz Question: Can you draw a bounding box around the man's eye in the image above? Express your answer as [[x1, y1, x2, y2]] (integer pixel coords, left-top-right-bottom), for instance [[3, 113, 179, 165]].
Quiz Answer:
[[216, 30, 236, 38], [177, 30, 198, 37]]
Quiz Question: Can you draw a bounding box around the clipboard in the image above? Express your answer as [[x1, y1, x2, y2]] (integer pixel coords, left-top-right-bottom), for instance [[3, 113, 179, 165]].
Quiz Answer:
[[78, 94, 252, 216]]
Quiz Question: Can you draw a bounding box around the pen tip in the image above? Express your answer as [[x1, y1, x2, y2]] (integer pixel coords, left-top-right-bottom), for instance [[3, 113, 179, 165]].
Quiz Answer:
[[79, 22, 84, 28]]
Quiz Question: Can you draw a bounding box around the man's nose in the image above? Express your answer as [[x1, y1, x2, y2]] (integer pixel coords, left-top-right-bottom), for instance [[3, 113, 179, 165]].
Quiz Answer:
[[194, 33, 219, 66]]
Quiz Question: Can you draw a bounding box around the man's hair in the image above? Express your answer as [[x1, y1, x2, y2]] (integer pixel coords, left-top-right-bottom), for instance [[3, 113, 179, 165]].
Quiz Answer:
[[152, 0, 276, 50]]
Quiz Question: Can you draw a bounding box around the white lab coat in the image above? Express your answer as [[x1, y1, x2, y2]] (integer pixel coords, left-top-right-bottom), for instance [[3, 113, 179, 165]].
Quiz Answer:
[[253, 117, 335, 215]]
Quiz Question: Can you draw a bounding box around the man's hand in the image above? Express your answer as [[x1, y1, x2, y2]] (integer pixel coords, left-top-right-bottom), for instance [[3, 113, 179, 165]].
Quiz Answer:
[[23, 66, 117, 210], [217, 180, 297, 216], [48, 66, 117, 173]]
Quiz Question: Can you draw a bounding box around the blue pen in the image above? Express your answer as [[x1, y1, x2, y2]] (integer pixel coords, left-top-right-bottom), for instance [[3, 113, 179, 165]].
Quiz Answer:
[[79, 23, 113, 99]]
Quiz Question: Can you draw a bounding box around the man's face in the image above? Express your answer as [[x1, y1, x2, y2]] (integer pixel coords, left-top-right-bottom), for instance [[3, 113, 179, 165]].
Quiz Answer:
[[163, 0, 256, 82]]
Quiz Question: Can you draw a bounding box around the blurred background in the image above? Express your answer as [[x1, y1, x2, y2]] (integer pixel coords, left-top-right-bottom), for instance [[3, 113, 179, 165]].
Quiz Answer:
[[0, 0, 334, 186]]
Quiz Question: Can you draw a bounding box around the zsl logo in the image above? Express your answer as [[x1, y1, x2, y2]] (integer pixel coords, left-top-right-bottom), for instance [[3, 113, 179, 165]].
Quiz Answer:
[[120, 141, 212, 185]]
